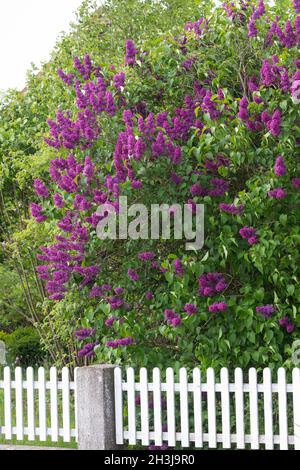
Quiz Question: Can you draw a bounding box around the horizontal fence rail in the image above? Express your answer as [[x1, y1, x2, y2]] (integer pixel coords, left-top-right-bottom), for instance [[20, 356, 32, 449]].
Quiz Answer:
[[0, 367, 76, 443], [114, 367, 300, 450]]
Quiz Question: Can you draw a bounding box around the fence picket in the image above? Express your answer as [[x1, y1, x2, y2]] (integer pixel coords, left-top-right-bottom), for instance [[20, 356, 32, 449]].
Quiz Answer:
[[207, 367, 217, 448], [249, 368, 259, 449], [38, 367, 47, 441], [139, 368, 149, 446], [26, 367, 35, 441], [278, 368, 288, 450], [220, 367, 231, 448], [15, 367, 24, 441], [234, 368, 245, 449], [114, 367, 124, 445], [193, 368, 202, 448], [50, 367, 59, 442], [153, 368, 162, 446], [292, 368, 300, 450], [179, 368, 189, 448], [166, 367, 176, 447], [127, 367, 136, 445], [263, 368, 273, 449], [62, 367, 71, 442], [3, 366, 12, 440]]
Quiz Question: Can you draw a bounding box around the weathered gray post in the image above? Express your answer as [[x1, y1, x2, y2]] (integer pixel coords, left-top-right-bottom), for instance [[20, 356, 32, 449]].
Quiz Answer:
[[75, 364, 119, 450]]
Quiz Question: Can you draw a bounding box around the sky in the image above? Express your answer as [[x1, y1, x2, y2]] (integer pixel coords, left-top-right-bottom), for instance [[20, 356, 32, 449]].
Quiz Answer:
[[0, 0, 84, 92]]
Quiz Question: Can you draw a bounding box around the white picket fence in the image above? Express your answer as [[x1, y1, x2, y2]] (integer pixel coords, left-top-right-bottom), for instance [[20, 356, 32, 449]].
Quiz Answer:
[[114, 367, 300, 450], [0, 367, 76, 442]]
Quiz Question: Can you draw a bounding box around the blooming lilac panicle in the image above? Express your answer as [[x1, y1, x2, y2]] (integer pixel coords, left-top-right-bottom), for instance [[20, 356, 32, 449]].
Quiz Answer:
[[125, 40, 138, 66], [183, 304, 198, 316], [208, 301, 227, 313], [274, 155, 287, 176], [268, 187, 287, 199], [292, 177, 300, 189], [128, 268, 139, 282], [34, 179, 49, 198], [256, 304, 276, 318], [75, 328, 96, 340]]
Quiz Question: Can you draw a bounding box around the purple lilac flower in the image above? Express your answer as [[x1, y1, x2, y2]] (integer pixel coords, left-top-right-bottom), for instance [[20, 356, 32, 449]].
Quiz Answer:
[[138, 251, 155, 262], [292, 177, 300, 189], [183, 303, 197, 316], [164, 309, 181, 327], [268, 109, 281, 137], [219, 203, 245, 215], [279, 316, 295, 333], [145, 291, 153, 301], [174, 259, 185, 276], [30, 203, 47, 223], [125, 40, 138, 66], [105, 316, 117, 327], [274, 156, 287, 176], [291, 80, 300, 103], [75, 328, 96, 340], [77, 342, 96, 358], [268, 187, 287, 199], [239, 226, 258, 245], [256, 304, 276, 318], [128, 268, 139, 282], [199, 273, 227, 297], [113, 72, 125, 89], [208, 301, 228, 313], [106, 337, 134, 348], [34, 179, 49, 198], [54, 193, 64, 208]]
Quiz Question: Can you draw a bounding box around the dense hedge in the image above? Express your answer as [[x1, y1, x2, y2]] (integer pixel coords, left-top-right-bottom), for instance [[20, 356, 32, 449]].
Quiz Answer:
[[1, 0, 300, 370]]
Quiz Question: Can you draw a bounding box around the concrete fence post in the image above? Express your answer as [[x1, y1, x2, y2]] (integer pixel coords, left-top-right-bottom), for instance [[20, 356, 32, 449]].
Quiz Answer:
[[75, 364, 119, 450]]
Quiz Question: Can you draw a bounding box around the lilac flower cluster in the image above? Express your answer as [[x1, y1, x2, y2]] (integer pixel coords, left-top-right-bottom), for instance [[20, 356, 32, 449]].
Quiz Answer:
[[247, 0, 265, 38], [256, 304, 276, 318], [268, 187, 287, 199], [77, 342, 96, 358], [219, 203, 244, 215], [128, 268, 139, 282], [274, 155, 287, 176], [138, 251, 155, 261], [185, 18, 208, 36], [30, 203, 47, 223], [106, 337, 134, 348], [125, 40, 138, 66], [208, 301, 228, 313], [183, 303, 197, 316], [164, 309, 182, 327], [239, 227, 258, 245], [279, 316, 295, 333], [198, 273, 227, 297], [74, 327, 96, 340], [34, 179, 49, 198], [174, 259, 185, 276]]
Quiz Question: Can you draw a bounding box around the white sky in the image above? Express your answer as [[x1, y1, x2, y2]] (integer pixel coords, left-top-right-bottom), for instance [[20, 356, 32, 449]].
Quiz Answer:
[[0, 0, 84, 92]]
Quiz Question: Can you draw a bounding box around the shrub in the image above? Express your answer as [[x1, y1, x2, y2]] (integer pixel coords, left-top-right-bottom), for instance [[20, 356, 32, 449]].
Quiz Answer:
[[0, 327, 45, 367]]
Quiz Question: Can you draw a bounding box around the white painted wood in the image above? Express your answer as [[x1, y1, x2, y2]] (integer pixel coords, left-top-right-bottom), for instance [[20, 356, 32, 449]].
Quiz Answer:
[[166, 367, 176, 447], [3, 367, 12, 440], [278, 368, 288, 450], [139, 368, 149, 446], [127, 367, 136, 445], [263, 368, 273, 449], [292, 368, 300, 450], [15, 367, 24, 441], [62, 367, 71, 442], [26, 367, 35, 441], [179, 368, 189, 447], [50, 367, 58, 442], [192, 368, 202, 448], [249, 368, 259, 449], [207, 367, 217, 448], [153, 367, 162, 446], [234, 368, 245, 449], [114, 367, 124, 445], [38, 367, 47, 441], [220, 367, 231, 448]]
